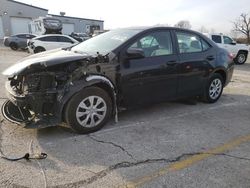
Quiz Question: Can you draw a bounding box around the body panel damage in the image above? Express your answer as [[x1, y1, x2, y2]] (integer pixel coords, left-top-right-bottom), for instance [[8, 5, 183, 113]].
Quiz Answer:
[[2, 49, 119, 127]]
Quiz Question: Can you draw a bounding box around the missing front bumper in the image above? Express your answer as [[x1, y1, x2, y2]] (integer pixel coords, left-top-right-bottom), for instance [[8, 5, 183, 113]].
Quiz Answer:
[[1, 100, 61, 129], [1, 100, 33, 125]]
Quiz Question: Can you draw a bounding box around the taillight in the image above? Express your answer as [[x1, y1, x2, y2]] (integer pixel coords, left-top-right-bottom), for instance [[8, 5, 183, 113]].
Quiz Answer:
[[228, 53, 234, 60]]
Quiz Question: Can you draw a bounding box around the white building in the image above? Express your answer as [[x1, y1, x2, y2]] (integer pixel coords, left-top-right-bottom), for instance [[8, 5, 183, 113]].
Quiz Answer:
[[0, 0, 104, 38]]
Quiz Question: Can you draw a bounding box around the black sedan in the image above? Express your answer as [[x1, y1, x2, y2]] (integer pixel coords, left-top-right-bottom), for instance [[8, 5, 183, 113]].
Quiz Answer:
[[2, 27, 234, 134]]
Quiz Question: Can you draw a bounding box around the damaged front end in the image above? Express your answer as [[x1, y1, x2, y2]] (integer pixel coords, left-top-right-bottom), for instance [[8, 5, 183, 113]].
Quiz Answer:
[[2, 50, 117, 128], [3, 71, 59, 127]]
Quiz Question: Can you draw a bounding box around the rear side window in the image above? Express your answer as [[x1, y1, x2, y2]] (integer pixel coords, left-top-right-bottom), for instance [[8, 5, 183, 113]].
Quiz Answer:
[[176, 32, 211, 53], [211, 35, 222, 43], [38, 36, 58, 42], [30, 35, 36, 39]]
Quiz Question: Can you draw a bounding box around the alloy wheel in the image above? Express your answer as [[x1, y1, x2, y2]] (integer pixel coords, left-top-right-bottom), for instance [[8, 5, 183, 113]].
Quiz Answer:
[[209, 78, 222, 100]]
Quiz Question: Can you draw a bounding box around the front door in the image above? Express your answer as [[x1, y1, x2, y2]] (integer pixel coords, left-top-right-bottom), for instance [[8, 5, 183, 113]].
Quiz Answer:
[[119, 30, 179, 106], [223, 35, 238, 55]]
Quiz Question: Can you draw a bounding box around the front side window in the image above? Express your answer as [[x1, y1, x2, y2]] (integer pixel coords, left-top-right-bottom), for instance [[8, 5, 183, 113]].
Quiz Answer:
[[211, 35, 222, 43], [129, 31, 173, 57], [177, 32, 202, 53], [58, 36, 72, 43], [223, 36, 233, 44]]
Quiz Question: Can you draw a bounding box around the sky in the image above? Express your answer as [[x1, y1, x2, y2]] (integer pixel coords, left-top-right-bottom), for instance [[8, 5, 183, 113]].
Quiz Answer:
[[17, 0, 250, 35]]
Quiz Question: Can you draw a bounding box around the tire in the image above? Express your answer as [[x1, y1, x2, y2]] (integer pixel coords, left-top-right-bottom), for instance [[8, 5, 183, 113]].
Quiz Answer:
[[203, 73, 224, 103], [235, 52, 247, 64], [65, 87, 112, 134], [9, 43, 18, 51], [34, 47, 46, 53]]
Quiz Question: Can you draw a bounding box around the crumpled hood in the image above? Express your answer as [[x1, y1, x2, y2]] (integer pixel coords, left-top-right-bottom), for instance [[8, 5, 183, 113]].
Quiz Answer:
[[3, 48, 88, 76]]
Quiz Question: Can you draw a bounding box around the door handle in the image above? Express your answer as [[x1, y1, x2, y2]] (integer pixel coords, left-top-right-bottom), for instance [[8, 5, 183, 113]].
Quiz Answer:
[[206, 55, 215, 61], [166, 61, 177, 66]]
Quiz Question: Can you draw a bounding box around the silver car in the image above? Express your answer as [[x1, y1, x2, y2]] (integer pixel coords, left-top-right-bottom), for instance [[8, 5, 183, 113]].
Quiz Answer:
[[3, 33, 37, 50]]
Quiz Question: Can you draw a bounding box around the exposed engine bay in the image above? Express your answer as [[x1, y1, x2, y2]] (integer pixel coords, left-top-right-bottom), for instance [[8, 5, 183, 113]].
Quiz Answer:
[[2, 51, 117, 128]]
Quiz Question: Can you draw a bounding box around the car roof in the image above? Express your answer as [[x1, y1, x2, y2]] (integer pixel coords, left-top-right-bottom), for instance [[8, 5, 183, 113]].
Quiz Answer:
[[11, 33, 37, 36], [34, 34, 70, 39], [117, 26, 204, 35], [110, 26, 217, 52]]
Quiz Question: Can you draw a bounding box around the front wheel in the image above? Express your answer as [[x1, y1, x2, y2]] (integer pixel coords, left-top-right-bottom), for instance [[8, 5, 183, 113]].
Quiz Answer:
[[203, 74, 224, 103], [65, 87, 112, 134], [34, 47, 45, 53]]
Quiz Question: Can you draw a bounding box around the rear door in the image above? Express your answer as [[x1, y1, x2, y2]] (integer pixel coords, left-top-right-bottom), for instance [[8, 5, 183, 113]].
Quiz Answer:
[[175, 31, 214, 97], [119, 29, 179, 106]]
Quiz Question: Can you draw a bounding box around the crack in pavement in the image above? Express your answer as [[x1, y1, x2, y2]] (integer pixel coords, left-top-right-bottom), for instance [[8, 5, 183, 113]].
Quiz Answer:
[[213, 153, 250, 161], [49, 151, 250, 188], [88, 135, 136, 161], [49, 152, 199, 188]]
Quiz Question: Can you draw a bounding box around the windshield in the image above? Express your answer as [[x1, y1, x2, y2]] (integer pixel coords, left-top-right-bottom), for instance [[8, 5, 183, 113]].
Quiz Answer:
[[71, 29, 141, 54]]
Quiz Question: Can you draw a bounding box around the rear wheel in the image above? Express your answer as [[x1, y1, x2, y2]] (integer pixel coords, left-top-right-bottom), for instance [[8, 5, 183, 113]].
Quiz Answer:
[[9, 43, 18, 50], [34, 47, 46, 53], [203, 73, 224, 103], [65, 87, 112, 134], [235, 52, 247, 64]]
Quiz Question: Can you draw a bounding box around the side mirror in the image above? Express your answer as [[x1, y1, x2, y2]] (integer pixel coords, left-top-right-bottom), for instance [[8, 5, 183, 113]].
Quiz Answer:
[[231, 41, 236, 45], [126, 48, 145, 59]]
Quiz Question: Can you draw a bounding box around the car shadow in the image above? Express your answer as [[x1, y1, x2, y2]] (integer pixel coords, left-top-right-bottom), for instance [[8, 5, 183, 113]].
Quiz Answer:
[[36, 93, 249, 163], [33, 93, 250, 186]]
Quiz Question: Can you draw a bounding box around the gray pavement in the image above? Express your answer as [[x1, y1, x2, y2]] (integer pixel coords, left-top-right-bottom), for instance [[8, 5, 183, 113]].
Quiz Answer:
[[0, 47, 249, 188]]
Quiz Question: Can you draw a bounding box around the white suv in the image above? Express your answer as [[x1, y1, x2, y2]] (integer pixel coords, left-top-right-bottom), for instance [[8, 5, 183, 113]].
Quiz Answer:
[[204, 33, 249, 64], [27, 34, 78, 53]]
